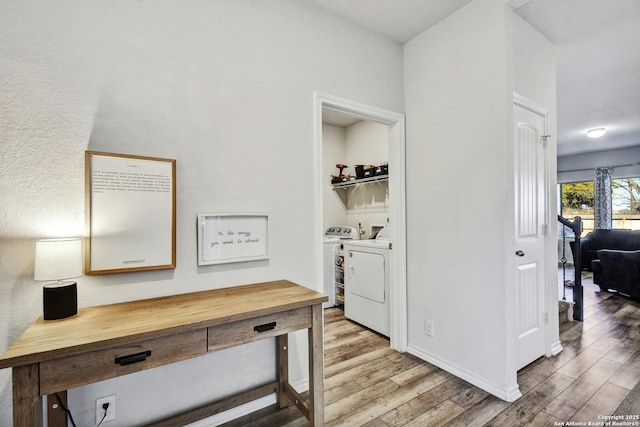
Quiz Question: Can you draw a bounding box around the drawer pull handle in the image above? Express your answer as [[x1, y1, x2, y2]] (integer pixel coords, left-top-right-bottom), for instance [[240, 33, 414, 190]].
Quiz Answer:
[[254, 322, 277, 332], [115, 350, 152, 366]]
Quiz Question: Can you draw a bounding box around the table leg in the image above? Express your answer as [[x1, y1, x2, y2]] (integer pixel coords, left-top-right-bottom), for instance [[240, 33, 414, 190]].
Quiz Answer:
[[308, 303, 324, 427], [48, 391, 68, 427], [276, 334, 289, 409], [12, 364, 40, 427]]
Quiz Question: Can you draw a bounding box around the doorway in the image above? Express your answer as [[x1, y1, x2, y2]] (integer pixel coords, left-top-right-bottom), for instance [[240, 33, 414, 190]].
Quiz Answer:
[[313, 92, 407, 351]]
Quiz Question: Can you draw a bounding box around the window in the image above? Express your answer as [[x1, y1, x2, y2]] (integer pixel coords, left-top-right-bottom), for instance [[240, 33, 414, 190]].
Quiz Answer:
[[612, 177, 640, 230], [559, 177, 640, 235], [559, 181, 594, 236]]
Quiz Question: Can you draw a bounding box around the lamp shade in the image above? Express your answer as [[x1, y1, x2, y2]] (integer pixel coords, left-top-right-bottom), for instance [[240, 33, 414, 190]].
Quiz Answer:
[[34, 238, 83, 281]]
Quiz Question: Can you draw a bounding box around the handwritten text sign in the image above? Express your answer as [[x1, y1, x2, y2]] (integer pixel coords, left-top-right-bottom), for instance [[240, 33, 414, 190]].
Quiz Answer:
[[198, 214, 268, 265]]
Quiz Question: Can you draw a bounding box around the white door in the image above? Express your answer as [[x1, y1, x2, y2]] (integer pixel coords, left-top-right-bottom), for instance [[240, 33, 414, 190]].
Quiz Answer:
[[514, 101, 547, 370]]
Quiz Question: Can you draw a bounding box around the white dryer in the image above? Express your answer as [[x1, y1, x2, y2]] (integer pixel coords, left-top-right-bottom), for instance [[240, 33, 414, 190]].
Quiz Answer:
[[343, 228, 390, 337]]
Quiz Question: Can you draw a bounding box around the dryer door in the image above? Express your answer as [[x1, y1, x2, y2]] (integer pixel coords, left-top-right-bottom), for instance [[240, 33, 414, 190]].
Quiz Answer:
[[346, 249, 385, 303]]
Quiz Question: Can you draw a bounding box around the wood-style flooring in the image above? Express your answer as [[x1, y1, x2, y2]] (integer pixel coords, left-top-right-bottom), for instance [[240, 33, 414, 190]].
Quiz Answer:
[[221, 276, 640, 426]]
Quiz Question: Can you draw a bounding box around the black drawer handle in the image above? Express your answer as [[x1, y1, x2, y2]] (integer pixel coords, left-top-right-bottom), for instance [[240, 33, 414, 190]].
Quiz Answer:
[[254, 322, 276, 332], [115, 350, 152, 366]]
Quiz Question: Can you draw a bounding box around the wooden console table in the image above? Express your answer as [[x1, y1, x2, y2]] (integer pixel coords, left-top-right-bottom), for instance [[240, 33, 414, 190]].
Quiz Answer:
[[0, 280, 327, 426]]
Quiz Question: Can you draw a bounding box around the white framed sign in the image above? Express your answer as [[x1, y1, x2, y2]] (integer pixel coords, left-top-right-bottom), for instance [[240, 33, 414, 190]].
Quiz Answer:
[[197, 214, 268, 265]]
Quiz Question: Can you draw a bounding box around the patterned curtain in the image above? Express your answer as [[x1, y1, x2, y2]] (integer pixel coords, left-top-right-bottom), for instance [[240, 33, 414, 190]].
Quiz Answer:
[[594, 167, 612, 229]]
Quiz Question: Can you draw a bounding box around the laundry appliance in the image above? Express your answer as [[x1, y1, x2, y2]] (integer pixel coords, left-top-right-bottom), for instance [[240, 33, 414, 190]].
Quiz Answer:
[[343, 226, 391, 337], [323, 226, 358, 308]]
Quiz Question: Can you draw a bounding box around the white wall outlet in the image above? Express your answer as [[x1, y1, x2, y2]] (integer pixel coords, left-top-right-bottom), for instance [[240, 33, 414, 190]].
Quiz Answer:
[[96, 394, 116, 425], [424, 319, 435, 337]]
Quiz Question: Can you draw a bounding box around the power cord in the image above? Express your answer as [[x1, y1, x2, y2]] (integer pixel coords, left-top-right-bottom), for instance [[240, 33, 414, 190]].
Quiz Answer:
[[54, 393, 78, 427], [97, 402, 110, 427]]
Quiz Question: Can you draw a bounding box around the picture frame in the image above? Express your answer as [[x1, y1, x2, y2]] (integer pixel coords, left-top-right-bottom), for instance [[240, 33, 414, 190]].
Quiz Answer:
[[197, 214, 269, 266], [85, 151, 176, 274]]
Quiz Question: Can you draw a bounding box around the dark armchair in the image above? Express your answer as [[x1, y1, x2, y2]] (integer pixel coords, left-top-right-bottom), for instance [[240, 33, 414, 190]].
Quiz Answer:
[[580, 229, 640, 271], [592, 249, 640, 300]]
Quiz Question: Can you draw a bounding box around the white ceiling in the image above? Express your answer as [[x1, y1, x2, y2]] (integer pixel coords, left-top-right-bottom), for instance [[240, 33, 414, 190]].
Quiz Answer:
[[308, 0, 640, 157], [303, 0, 473, 44], [322, 108, 362, 128]]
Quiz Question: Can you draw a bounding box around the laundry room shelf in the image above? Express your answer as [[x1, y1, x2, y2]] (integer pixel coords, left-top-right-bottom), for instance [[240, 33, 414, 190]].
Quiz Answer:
[[331, 175, 388, 189]]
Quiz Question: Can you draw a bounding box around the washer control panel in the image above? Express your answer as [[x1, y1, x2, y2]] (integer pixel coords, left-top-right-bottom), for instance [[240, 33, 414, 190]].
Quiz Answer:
[[324, 226, 358, 239]]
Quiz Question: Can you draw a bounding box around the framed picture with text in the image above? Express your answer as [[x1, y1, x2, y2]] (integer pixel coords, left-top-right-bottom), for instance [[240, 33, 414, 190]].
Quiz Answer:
[[85, 151, 176, 274], [197, 214, 268, 266]]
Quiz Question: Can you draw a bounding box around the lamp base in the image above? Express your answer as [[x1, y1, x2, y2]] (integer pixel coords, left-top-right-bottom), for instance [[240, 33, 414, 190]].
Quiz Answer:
[[43, 281, 77, 320]]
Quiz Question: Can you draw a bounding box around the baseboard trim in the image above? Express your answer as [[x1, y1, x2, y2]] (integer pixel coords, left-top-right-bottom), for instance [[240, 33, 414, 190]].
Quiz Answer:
[[549, 340, 563, 357], [407, 344, 522, 402]]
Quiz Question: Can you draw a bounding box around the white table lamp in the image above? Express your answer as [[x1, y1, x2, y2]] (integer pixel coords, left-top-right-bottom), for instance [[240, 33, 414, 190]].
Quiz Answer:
[[35, 238, 83, 320]]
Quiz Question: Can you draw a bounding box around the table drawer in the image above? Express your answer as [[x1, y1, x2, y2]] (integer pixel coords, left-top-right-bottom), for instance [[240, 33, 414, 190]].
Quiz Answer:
[[40, 329, 207, 395], [208, 307, 310, 352]]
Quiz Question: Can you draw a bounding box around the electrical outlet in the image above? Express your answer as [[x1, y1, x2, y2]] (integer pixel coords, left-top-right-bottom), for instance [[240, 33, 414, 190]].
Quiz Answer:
[[424, 319, 435, 337], [96, 395, 116, 425]]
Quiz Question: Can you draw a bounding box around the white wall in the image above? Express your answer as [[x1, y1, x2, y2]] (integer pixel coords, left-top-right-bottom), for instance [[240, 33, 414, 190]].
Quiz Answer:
[[0, 0, 404, 424], [558, 146, 640, 183], [344, 120, 389, 236], [322, 124, 347, 230], [513, 15, 556, 113], [404, 0, 517, 399], [345, 120, 389, 167], [403, 0, 557, 400]]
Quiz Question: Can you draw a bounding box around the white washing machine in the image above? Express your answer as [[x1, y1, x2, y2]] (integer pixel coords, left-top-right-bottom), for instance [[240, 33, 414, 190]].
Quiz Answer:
[[343, 227, 391, 337], [323, 226, 358, 308]]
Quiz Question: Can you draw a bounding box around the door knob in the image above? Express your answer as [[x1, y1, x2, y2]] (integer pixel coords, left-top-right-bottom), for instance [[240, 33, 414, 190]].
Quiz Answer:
[[515, 250, 525, 257]]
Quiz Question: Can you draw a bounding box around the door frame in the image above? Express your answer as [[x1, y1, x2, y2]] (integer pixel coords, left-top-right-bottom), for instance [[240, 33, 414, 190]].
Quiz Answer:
[[313, 92, 407, 351], [513, 93, 563, 364]]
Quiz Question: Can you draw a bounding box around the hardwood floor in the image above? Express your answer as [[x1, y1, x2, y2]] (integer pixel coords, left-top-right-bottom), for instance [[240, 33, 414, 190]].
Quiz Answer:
[[221, 276, 640, 426]]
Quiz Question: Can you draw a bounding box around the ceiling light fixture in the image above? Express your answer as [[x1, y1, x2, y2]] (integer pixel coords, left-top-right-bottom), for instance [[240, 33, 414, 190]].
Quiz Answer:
[[587, 128, 606, 138]]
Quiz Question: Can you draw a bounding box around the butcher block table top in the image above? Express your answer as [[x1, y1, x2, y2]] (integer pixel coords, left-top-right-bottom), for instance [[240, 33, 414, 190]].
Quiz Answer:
[[0, 279, 327, 368]]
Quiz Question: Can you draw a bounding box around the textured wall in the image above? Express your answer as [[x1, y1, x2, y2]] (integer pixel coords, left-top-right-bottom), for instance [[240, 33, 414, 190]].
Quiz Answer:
[[0, 0, 404, 424]]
